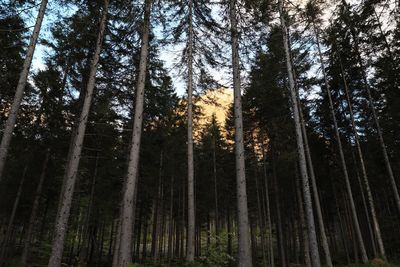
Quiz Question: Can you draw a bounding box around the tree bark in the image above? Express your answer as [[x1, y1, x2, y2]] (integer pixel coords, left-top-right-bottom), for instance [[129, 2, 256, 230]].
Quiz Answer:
[[229, 1, 253, 265], [116, 0, 151, 265], [186, 0, 195, 262], [312, 22, 369, 264], [295, 165, 311, 267], [277, 1, 321, 266], [0, 0, 48, 181], [47, 2, 108, 265]]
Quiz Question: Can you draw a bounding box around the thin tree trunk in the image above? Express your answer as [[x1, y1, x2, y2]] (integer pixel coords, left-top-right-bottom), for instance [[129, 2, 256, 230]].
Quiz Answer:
[[312, 22, 369, 264], [108, 219, 115, 261], [136, 204, 143, 259], [229, 1, 252, 265], [212, 136, 219, 243], [186, 0, 195, 262], [262, 152, 274, 267], [0, 0, 48, 181], [79, 153, 99, 264], [0, 166, 27, 265], [47, 3, 108, 265], [142, 219, 148, 262], [116, 0, 151, 265], [255, 171, 267, 266], [278, 1, 320, 266], [295, 166, 311, 267], [331, 176, 351, 264], [112, 219, 121, 267], [168, 176, 174, 259], [339, 60, 387, 260], [21, 150, 50, 265], [272, 159, 286, 267], [297, 85, 333, 267]]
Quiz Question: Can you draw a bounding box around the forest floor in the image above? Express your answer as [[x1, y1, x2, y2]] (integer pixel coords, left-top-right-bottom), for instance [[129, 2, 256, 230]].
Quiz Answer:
[[127, 262, 400, 267]]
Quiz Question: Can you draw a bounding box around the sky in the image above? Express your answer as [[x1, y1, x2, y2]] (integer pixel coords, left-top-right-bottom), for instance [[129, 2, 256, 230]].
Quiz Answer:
[[27, 0, 396, 98]]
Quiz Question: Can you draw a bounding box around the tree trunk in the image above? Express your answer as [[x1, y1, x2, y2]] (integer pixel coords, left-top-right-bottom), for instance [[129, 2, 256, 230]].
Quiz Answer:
[[168, 176, 174, 259], [312, 22, 369, 264], [297, 83, 333, 267], [21, 150, 50, 265], [272, 159, 286, 267], [0, 165, 27, 265], [229, 1, 252, 265], [255, 171, 267, 266], [278, 1, 321, 266], [213, 136, 219, 244], [116, 0, 151, 265], [186, 0, 195, 262], [79, 154, 99, 265], [112, 218, 121, 267], [47, 2, 108, 265], [262, 152, 274, 267], [295, 166, 311, 267], [0, 0, 48, 181], [339, 59, 386, 260]]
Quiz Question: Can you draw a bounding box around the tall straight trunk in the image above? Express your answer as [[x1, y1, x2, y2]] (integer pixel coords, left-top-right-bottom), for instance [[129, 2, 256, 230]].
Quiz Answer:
[[0, 166, 27, 265], [212, 136, 219, 241], [272, 159, 286, 267], [343, 0, 400, 216], [112, 219, 121, 267], [21, 150, 50, 265], [339, 60, 387, 260], [151, 159, 162, 259], [354, 161, 376, 254], [135, 204, 143, 260], [312, 22, 369, 264], [277, 1, 320, 266], [47, 3, 108, 266], [262, 152, 274, 267], [297, 80, 333, 267], [331, 176, 351, 264], [79, 154, 99, 264], [229, 1, 252, 265], [0, 0, 48, 181], [255, 170, 267, 265], [186, 0, 195, 262], [116, 0, 151, 265], [142, 219, 148, 262], [180, 179, 185, 258], [295, 166, 311, 267], [168, 176, 174, 259], [108, 219, 115, 261]]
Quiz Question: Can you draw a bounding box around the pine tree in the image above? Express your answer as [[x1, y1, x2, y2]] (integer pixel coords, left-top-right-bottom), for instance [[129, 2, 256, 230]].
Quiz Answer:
[[229, 0, 252, 265], [48, 1, 109, 265], [116, 0, 152, 265], [0, 0, 48, 181]]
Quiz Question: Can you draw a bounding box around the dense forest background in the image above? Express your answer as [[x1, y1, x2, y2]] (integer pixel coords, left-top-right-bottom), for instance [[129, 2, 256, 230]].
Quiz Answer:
[[0, 0, 400, 266]]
